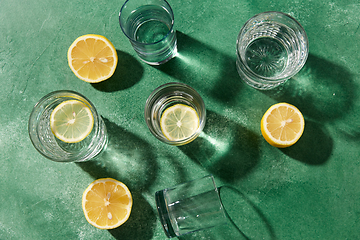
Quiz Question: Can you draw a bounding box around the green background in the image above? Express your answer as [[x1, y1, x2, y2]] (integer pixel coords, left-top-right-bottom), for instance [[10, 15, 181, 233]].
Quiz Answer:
[[1, 0, 359, 239]]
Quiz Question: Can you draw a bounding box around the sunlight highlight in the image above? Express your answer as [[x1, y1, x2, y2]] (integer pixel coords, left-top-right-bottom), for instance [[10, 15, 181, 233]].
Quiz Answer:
[[199, 132, 230, 154], [176, 52, 202, 68]]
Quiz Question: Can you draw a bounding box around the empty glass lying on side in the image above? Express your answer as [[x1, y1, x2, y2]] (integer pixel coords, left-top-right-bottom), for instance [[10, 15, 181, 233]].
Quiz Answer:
[[155, 175, 227, 238], [28, 90, 107, 162], [119, 0, 177, 65], [236, 11, 309, 90]]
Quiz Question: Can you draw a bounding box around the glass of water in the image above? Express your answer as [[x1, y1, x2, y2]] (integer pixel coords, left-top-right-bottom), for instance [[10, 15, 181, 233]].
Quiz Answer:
[[236, 11, 309, 90], [28, 90, 107, 162], [155, 175, 227, 238], [144, 82, 206, 146], [119, 0, 177, 65]]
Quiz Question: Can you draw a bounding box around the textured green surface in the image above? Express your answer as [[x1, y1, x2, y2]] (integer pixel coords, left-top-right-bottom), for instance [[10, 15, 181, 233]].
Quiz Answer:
[[1, 0, 360, 239]]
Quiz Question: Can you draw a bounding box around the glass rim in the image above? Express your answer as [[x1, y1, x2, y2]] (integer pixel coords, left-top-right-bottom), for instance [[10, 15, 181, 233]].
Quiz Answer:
[[237, 11, 309, 50], [240, 11, 308, 36], [30, 90, 96, 110], [119, 0, 175, 45]]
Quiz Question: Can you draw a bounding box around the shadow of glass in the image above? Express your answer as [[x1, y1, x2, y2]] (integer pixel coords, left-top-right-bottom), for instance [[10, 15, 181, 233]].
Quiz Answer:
[[281, 120, 333, 165], [339, 129, 360, 142], [76, 117, 158, 192], [219, 186, 277, 240], [77, 118, 158, 239], [177, 219, 249, 240], [179, 110, 260, 183], [91, 50, 144, 92], [109, 192, 156, 240], [160, 151, 190, 184], [154, 31, 243, 105], [264, 54, 356, 122]]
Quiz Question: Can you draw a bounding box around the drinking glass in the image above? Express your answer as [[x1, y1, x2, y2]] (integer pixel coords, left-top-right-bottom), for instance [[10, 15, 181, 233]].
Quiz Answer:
[[119, 0, 177, 65], [144, 82, 206, 146], [236, 11, 309, 90], [28, 90, 107, 162], [155, 175, 227, 238]]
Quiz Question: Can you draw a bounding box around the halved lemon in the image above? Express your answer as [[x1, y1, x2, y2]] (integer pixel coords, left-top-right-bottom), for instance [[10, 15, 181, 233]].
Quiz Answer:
[[68, 34, 118, 83], [82, 178, 133, 230], [261, 103, 305, 148], [160, 104, 200, 141], [50, 100, 94, 143]]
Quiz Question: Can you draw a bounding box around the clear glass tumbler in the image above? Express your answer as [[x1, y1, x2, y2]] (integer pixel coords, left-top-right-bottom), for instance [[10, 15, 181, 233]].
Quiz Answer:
[[236, 11, 309, 90], [144, 82, 206, 146], [119, 0, 177, 65], [155, 175, 227, 238], [28, 90, 107, 162]]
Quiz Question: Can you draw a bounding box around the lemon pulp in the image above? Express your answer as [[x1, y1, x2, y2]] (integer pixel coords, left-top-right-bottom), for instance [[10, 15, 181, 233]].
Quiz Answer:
[[82, 178, 133, 229], [160, 104, 200, 141], [261, 102, 305, 148], [67, 34, 118, 83], [50, 100, 94, 143]]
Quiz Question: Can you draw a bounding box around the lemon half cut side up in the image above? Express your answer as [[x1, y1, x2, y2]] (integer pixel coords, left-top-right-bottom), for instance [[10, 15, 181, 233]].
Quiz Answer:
[[261, 102, 305, 148], [82, 178, 133, 230], [67, 34, 118, 83]]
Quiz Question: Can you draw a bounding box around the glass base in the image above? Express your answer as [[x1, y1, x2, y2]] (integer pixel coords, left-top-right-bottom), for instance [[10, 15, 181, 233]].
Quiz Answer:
[[139, 45, 178, 66], [236, 60, 286, 90]]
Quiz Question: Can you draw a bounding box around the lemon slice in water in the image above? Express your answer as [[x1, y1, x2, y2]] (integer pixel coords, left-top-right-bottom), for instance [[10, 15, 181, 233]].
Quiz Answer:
[[50, 100, 94, 143], [160, 104, 200, 141]]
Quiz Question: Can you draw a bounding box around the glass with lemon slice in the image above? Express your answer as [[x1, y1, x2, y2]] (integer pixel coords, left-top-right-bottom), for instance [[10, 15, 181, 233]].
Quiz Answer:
[[29, 90, 107, 162], [145, 82, 206, 146]]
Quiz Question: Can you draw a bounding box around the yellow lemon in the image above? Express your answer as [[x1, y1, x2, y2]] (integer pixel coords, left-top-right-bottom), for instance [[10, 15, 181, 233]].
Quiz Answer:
[[261, 103, 305, 148], [82, 178, 133, 230], [68, 34, 118, 83]]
